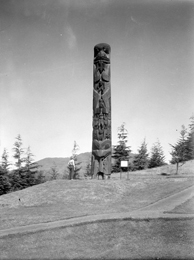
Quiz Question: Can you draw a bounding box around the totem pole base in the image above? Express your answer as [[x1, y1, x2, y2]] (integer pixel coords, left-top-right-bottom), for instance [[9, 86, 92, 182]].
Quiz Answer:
[[91, 154, 112, 179]]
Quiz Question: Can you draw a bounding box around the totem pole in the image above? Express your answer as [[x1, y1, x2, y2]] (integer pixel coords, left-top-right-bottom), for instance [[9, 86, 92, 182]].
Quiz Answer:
[[91, 43, 112, 179]]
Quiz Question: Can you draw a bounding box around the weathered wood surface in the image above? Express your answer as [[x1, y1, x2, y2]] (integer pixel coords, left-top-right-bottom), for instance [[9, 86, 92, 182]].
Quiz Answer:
[[91, 43, 112, 178]]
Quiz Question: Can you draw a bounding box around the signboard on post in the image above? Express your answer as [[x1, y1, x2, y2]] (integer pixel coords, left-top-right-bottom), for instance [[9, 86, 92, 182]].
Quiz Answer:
[[121, 161, 128, 168], [120, 161, 129, 180]]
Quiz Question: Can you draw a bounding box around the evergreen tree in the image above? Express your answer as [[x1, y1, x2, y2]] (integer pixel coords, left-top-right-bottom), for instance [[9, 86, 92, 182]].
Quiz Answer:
[[148, 140, 166, 168], [25, 146, 34, 172], [84, 162, 92, 178], [13, 134, 25, 170], [1, 148, 11, 172], [23, 146, 40, 186], [0, 149, 11, 195], [112, 123, 131, 172], [35, 170, 45, 184], [9, 170, 23, 191], [49, 163, 59, 180], [0, 166, 11, 195], [170, 125, 191, 174], [10, 135, 26, 191], [133, 139, 149, 170], [72, 141, 82, 179], [170, 125, 188, 162], [10, 135, 42, 191], [185, 115, 194, 160], [72, 141, 80, 157]]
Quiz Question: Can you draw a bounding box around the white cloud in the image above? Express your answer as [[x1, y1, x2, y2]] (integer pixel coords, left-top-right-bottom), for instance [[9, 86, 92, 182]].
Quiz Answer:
[[65, 26, 77, 50], [131, 16, 138, 24]]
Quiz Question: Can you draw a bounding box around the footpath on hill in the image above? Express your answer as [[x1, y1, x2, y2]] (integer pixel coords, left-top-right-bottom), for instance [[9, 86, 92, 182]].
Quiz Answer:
[[0, 183, 194, 238]]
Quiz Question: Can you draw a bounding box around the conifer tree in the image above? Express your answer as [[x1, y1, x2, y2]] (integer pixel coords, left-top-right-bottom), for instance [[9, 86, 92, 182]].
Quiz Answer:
[[10, 135, 26, 191], [148, 140, 166, 168], [1, 148, 11, 172], [85, 162, 92, 178], [0, 149, 11, 195], [13, 134, 25, 170], [170, 124, 192, 174], [35, 170, 45, 184], [0, 166, 11, 195], [112, 123, 131, 172], [23, 146, 40, 186], [49, 163, 59, 180], [133, 139, 149, 170], [73, 141, 82, 179], [10, 135, 41, 190], [185, 115, 194, 160], [170, 125, 188, 161]]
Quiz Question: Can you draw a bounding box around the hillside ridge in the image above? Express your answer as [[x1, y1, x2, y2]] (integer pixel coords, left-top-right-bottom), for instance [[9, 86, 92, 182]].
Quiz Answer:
[[36, 152, 91, 177], [36, 152, 194, 179]]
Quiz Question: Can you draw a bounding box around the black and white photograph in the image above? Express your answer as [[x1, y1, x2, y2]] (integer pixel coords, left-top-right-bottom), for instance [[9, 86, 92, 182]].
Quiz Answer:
[[0, 0, 194, 259]]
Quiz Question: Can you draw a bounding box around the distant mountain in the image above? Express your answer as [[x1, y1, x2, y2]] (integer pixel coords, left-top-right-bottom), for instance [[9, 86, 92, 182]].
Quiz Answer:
[[37, 154, 194, 178], [36, 152, 91, 179], [36, 151, 137, 179]]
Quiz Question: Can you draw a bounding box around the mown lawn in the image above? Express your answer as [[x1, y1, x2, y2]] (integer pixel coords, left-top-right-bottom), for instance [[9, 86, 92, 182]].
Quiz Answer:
[[0, 176, 194, 259], [1, 218, 194, 259], [171, 196, 194, 214], [0, 176, 193, 230]]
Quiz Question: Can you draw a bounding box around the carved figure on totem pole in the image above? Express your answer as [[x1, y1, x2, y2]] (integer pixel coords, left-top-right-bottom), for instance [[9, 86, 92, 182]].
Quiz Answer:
[[91, 43, 112, 179]]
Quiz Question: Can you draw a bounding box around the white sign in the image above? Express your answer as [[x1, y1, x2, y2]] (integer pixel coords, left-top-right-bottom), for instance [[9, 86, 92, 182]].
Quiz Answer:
[[120, 161, 128, 167]]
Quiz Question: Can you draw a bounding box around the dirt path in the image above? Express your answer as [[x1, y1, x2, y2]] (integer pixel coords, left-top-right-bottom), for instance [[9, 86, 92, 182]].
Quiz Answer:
[[0, 185, 194, 238]]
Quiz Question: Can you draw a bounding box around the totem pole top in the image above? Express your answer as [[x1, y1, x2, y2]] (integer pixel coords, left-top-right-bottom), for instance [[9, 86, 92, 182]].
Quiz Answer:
[[94, 43, 111, 50]]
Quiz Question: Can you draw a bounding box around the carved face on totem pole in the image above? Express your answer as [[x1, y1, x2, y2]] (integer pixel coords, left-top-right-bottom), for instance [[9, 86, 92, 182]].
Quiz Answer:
[[91, 43, 112, 177]]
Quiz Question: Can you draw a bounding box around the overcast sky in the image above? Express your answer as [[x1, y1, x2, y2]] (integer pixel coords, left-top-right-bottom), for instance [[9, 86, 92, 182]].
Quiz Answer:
[[0, 0, 194, 164]]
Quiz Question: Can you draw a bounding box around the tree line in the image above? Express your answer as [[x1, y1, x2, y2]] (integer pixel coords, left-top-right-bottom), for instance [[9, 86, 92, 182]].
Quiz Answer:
[[112, 123, 166, 172], [0, 137, 83, 195], [1, 115, 193, 195], [112, 115, 194, 174], [0, 134, 45, 195]]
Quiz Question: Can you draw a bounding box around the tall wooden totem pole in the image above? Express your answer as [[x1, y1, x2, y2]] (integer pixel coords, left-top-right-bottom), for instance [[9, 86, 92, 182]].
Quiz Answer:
[[91, 43, 112, 178]]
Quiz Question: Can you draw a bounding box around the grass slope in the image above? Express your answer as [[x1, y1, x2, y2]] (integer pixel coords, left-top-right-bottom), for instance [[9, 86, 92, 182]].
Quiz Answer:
[[119, 159, 194, 176], [37, 154, 194, 181], [171, 196, 194, 214], [1, 219, 194, 259], [0, 174, 194, 259], [0, 176, 193, 230]]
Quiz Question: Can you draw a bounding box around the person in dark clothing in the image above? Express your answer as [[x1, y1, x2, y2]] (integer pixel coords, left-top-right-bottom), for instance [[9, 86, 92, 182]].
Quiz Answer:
[[68, 156, 75, 180]]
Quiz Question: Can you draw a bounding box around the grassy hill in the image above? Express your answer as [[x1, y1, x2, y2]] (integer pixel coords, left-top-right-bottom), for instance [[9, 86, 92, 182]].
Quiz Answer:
[[0, 174, 194, 230], [36, 151, 137, 179], [129, 159, 194, 175], [0, 165, 194, 259], [37, 151, 194, 180]]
